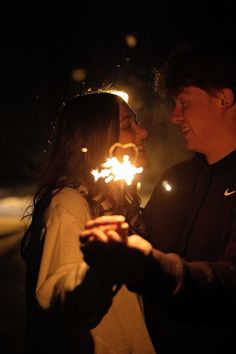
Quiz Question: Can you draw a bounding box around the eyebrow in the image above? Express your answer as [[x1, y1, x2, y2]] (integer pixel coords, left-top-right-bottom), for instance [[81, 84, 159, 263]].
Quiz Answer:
[[175, 92, 190, 101]]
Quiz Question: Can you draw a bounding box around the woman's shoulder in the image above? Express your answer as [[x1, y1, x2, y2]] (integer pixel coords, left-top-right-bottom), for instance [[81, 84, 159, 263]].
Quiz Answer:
[[54, 186, 88, 201], [48, 186, 91, 219]]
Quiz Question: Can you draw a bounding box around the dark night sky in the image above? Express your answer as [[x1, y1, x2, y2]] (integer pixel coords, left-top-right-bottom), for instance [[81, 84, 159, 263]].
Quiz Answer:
[[1, 2, 236, 186]]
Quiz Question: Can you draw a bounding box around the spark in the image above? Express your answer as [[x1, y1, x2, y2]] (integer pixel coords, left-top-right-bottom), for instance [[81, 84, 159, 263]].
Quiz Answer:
[[92, 155, 143, 186]]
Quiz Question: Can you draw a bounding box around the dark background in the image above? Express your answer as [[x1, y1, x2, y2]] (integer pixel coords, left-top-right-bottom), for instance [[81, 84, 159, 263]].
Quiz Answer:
[[1, 2, 236, 189], [0, 3, 236, 354]]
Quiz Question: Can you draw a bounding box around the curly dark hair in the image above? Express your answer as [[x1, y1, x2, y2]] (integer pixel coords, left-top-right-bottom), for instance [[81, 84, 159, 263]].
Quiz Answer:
[[154, 39, 236, 102]]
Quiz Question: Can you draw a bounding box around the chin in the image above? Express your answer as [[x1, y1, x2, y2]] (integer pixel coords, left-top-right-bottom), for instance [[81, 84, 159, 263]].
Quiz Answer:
[[185, 139, 196, 152], [137, 152, 149, 168]]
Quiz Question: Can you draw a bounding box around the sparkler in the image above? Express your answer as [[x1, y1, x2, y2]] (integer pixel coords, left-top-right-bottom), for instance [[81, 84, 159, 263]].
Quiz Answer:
[[91, 142, 143, 186], [91, 142, 144, 240]]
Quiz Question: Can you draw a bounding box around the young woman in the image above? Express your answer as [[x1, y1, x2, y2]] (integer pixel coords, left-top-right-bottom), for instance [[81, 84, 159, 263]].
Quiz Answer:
[[21, 92, 155, 354]]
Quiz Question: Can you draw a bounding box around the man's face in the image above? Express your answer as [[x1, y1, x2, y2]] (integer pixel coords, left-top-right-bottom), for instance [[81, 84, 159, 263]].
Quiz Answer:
[[170, 86, 222, 155]]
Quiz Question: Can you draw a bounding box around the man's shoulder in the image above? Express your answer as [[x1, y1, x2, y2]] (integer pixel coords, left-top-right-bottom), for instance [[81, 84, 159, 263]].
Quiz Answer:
[[144, 156, 201, 211], [164, 155, 202, 178]]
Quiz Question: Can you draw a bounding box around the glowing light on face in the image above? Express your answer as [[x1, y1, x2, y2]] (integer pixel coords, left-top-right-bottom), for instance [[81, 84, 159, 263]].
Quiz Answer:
[[99, 89, 129, 103], [162, 180, 172, 192], [81, 147, 88, 152], [109, 90, 129, 103], [91, 143, 143, 186]]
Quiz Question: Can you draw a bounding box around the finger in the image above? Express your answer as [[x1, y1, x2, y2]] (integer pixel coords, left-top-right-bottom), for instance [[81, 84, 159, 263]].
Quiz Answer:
[[80, 234, 95, 244], [80, 227, 108, 243], [85, 215, 125, 229], [106, 229, 123, 242], [98, 224, 121, 232], [126, 235, 153, 256], [118, 222, 129, 242], [81, 225, 122, 242]]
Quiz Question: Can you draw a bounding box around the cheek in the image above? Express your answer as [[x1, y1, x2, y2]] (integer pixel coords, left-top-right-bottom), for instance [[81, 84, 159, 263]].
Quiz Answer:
[[186, 108, 205, 129], [119, 131, 135, 144], [190, 114, 213, 142]]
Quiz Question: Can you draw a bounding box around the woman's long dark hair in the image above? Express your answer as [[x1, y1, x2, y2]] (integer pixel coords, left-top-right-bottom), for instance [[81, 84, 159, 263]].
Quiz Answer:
[[21, 92, 141, 261]]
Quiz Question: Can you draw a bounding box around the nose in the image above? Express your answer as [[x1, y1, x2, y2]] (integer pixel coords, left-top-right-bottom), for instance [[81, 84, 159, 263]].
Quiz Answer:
[[170, 105, 184, 125]]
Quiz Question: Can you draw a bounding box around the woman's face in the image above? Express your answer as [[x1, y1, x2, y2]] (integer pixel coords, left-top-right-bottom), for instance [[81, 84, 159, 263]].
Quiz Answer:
[[118, 100, 148, 167]]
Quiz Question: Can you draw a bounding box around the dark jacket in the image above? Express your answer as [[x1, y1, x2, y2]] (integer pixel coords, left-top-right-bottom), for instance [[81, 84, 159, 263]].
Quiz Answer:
[[132, 151, 236, 354]]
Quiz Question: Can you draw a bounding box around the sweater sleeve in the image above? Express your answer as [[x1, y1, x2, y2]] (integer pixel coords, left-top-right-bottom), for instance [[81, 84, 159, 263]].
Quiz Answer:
[[127, 237, 236, 322], [35, 189, 114, 330]]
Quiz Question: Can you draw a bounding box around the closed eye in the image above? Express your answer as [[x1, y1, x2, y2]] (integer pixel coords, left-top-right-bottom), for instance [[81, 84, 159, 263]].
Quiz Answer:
[[120, 117, 133, 130], [180, 101, 189, 109]]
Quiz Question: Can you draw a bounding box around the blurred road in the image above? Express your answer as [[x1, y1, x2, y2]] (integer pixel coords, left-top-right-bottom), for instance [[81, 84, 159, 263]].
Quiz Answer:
[[0, 192, 32, 354]]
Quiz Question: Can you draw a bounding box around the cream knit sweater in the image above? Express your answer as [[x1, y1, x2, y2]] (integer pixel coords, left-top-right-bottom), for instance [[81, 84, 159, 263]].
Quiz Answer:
[[34, 187, 155, 354]]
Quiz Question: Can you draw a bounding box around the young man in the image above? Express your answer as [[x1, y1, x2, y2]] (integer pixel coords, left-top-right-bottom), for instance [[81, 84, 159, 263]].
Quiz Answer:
[[80, 40, 236, 354]]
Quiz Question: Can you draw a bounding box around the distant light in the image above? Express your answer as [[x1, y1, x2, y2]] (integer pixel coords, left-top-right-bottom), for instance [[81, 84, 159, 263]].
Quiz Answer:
[[81, 147, 88, 152], [137, 182, 142, 191], [162, 180, 172, 192], [125, 34, 137, 48], [71, 68, 87, 82]]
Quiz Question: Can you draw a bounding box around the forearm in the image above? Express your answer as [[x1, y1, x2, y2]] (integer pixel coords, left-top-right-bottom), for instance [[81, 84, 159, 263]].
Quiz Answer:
[[36, 261, 114, 330], [127, 249, 185, 299], [127, 249, 236, 321]]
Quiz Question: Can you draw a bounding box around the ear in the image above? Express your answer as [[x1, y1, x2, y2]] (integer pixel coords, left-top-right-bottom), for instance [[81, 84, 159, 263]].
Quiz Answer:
[[219, 88, 235, 110]]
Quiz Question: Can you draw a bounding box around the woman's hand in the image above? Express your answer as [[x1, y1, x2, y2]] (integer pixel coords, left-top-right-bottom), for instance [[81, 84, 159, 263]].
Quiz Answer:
[[79, 215, 153, 286], [80, 215, 152, 255], [80, 215, 126, 242]]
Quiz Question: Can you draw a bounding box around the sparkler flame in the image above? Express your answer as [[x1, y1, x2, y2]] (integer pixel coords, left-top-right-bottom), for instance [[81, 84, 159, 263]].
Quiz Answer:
[[91, 143, 143, 186]]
